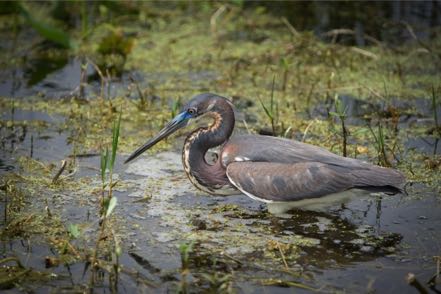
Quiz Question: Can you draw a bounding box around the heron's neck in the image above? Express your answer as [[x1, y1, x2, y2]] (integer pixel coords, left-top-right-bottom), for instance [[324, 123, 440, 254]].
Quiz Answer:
[[182, 108, 235, 194]]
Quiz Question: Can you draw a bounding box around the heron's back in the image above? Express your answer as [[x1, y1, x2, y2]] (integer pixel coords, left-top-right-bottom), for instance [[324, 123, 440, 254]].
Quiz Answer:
[[221, 134, 405, 192]]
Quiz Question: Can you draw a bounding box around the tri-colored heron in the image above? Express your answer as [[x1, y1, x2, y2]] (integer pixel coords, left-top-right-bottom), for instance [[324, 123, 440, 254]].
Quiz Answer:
[[125, 93, 405, 211]]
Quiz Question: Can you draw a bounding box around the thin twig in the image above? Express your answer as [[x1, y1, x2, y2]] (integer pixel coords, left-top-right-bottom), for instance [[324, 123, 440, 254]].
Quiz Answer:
[[52, 160, 67, 184], [302, 120, 315, 142], [276, 242, 289, 270], [260, 278, 316, 291], [322, 28, 382, 47], [129, 75, 146, 107], [87, 58, 107, 99], [351, 47, 379, 60], [361, 84, 384, 100], [281, 17, 299, 37], [401, 21, 438, 59], [210, 5, 227, 36], [242, 119, 251, 134]]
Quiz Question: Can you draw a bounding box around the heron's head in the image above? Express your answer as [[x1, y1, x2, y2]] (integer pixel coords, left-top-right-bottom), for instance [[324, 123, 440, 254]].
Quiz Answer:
[[124, 93, 233, 164]]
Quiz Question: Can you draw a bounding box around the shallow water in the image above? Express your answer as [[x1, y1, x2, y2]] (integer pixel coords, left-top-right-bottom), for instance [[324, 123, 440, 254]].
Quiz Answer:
[[120, 154, 441, 293], [1, 104, 440, 293], [0, 44, 440, 292]]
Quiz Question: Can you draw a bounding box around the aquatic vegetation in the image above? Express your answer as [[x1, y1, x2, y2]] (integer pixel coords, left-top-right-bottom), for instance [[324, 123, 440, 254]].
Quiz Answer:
[[17, 2, 76, 49], [95, 26, 135, 77], [368, 122, 391, 167], [0, 2, 440, 293], [199, 268, 233, 293], [90, 112, 121, 289]]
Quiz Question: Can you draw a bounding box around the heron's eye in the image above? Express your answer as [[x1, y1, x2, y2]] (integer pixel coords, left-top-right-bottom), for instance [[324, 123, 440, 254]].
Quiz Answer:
[[187, 108, 196, 116]]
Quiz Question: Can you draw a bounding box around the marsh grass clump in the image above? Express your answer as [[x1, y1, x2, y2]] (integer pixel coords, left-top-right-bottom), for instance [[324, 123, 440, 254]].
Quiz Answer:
[[259, 76, 292, 137], [368, 121, 392, 167], [259, 76, 278, 136], [0, 177, 81, 270], [89, 112, 121, 290]]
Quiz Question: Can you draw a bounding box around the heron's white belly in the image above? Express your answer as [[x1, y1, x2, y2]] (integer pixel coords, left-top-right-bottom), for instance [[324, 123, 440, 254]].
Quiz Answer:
[[266, 189, 374, 214]]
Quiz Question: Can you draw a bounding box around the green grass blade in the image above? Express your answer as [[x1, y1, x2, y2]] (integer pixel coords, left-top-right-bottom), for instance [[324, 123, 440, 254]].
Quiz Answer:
[[110, 112, 122, 171], [378, 124, 384, 147], [259, 99, 273, 120], [101, 148, 109, 184], [18, 3, 76, 49], [179, 241, 195, 269], [171, 97, 181, 119], [432, 84, 439, 128], [367, 125, 379, 150], [106, 197, 118, 218], [270, 75, 276, 114]]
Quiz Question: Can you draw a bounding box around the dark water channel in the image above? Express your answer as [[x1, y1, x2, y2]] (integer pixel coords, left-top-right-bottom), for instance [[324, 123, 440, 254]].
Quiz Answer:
[[0, 62, 440, 293]]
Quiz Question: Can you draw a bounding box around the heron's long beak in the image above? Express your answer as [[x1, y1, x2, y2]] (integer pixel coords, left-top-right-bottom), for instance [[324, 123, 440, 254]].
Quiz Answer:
[[124, 111, 190, 164]]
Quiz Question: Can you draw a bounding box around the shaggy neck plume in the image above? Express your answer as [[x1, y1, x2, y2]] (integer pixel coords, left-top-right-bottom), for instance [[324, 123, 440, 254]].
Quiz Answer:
[[182, 100, 234, 193]]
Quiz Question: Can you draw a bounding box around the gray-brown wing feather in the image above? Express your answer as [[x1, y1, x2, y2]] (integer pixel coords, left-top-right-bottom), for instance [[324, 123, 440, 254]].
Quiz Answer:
[[223, 135, 365, 167], [226, 162, 358, 202], [222, 135, 405, 191]]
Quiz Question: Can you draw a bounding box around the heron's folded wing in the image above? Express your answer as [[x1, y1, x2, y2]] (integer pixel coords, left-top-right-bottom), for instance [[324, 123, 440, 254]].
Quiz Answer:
[[226, 161, 355, 202]]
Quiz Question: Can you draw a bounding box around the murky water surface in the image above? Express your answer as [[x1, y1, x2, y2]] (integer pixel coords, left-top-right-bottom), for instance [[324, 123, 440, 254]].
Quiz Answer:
[[0, 18, 440, 290], [1, 97, 440, 293]]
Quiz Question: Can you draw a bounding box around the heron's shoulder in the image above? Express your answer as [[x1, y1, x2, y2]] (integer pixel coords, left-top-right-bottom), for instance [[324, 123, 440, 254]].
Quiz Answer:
[[222, 134, 365, 167], [226, 134, 333, 153]]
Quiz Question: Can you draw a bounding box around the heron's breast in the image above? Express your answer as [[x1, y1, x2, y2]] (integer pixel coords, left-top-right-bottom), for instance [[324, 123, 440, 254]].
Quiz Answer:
[[182, 137, 237, 196], [221, 144, 253, 167]]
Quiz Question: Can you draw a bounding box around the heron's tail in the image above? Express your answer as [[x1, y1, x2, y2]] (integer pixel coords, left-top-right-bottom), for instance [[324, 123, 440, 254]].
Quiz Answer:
[[352, 165, 406, 194]]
